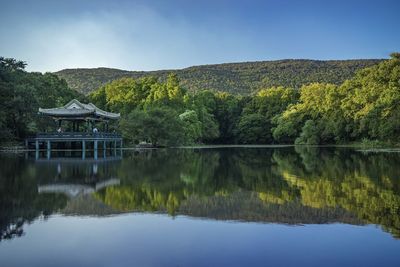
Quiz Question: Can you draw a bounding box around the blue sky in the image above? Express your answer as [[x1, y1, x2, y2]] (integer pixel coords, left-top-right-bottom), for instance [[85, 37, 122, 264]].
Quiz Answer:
[[1, 0, 399, 72]]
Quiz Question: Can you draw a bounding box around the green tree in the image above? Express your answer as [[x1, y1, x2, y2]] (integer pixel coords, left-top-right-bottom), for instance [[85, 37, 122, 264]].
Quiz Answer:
[[254, 86, 298, 118], [120, 107, 185, 146], [191, 90, 220, 142], [295, 120, 320, 145], [0, 57, 83, 143], [340, 53, 400, 141], [240, 86, 298, 144], [237, 113, 271, 144], [214, 92, 243, 143], [272, 83, 342, 143], [145, 74, 186, 110], [179, 110, 202, 144]]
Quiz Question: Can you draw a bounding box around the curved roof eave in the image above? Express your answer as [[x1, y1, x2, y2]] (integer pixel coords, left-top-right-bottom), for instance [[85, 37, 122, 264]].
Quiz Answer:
[[38, 99, 121, 120]]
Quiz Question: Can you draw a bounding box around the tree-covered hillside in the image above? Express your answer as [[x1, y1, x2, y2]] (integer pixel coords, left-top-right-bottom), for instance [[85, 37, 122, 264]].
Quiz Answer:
[[55, 59, 382, 95], [87, 53, 400, 146]]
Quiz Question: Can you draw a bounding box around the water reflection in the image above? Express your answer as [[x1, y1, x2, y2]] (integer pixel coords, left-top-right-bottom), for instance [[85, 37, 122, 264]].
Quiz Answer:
[[0, 152, 122, 241], [1, 146, 400, 241], [27, 147, 123, 160]]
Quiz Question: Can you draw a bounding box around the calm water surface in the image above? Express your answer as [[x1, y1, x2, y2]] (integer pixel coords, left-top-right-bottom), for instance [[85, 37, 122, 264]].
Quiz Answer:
[[0, 146, 399, 267]]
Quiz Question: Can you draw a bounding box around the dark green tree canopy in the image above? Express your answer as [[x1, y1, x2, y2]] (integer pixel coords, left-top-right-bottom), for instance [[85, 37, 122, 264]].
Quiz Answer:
[[0, 57, 84, 143]]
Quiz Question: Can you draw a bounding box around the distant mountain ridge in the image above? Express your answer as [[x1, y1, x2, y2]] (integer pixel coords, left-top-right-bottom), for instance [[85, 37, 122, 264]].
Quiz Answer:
[[55, 59, 383, 95]]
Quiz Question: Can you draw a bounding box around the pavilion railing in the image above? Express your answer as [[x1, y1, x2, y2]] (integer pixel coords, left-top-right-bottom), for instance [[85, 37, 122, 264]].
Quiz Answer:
[[34, 132, 122, 139]]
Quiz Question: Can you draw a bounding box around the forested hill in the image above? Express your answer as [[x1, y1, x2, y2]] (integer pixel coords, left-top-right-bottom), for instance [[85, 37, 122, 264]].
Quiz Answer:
[[55, 59, 382, 95]]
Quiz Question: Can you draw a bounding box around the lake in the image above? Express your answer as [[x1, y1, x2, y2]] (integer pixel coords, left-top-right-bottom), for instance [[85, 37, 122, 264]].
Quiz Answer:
[[0, 146, 399, 267]]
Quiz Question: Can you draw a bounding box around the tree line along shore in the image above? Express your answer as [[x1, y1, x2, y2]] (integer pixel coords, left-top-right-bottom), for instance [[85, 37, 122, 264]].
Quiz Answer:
[[1, 53, 399, 147]]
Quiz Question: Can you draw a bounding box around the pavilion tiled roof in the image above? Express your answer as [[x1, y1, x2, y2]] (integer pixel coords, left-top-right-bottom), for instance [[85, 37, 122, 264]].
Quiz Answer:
[[38, 99, 120, 120]]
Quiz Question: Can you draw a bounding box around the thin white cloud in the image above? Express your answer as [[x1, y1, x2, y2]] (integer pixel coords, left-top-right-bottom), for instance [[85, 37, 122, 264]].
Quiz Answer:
[[2, 6, 258, 72], [1, 1, 397, 72]]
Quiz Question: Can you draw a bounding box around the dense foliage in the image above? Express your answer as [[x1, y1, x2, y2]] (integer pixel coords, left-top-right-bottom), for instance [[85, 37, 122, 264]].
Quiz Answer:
[[0, 57, 84, 143], [273, 53, 400, 144], [56, 59, 382, 95], [89, 74, 226, 146], [87, 53, 399, 146], [1, 54, 398, 146]]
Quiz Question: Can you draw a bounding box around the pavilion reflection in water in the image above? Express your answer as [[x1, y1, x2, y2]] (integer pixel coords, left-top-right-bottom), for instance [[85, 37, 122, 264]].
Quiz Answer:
[[27, 147, 123, 160], [34, 151, 122, 199]]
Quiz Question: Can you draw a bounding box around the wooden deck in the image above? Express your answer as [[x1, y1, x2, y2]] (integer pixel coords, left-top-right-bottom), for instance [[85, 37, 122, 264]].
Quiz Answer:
[[25, 132, 123, 160], [27, 132, 122, 141]]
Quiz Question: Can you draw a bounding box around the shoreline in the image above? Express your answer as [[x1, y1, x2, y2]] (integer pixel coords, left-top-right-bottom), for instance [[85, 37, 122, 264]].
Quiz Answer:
[[1, 143, 400, 153]]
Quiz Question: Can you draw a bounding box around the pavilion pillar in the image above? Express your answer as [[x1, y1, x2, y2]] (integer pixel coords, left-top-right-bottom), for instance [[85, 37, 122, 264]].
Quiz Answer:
[[46, 141, 51, 159], [103, 141, 106, 158], [82, 140, 86, 159], [35, 140, 39, 160], [94, 140, 98, 160]]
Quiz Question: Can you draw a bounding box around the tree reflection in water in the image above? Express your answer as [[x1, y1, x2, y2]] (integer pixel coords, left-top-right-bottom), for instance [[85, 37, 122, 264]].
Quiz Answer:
[[0, 146, 399, 241]]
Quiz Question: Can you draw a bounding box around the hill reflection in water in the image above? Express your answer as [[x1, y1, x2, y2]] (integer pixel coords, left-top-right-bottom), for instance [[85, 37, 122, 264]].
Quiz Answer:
[[0, 146, 399, 241]]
